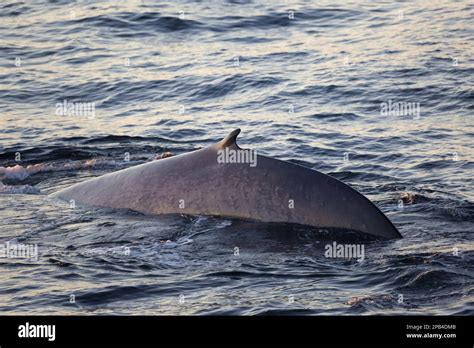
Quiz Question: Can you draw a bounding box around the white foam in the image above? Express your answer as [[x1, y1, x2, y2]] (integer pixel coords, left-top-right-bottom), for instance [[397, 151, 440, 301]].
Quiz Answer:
[[0, 182, 40, 194], [0, 159, 141, 182]]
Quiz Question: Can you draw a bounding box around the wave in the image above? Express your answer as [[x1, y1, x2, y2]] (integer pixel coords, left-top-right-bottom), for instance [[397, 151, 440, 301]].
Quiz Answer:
[[0, 160, 118, 181], [67, 12, 202, 34], [46, 8, 365, 38], [0, 158, 147, 197], [305, 112, 360, 121], [0, 182, 40, 195]]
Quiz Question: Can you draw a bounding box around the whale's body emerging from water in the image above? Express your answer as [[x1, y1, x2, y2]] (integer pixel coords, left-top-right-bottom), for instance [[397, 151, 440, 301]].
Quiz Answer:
[[52, 129, 402, 239]]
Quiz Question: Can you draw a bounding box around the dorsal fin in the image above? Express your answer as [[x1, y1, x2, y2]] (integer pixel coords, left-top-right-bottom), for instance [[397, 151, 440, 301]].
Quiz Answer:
[[217, 128, 241, 149]]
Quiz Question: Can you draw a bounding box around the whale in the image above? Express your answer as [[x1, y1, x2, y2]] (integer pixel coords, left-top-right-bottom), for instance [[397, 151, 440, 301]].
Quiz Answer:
[[51, 129, 402, 239]]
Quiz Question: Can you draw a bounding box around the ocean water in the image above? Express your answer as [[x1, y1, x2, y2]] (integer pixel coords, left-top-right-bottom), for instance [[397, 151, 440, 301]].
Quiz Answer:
[[0, 0, 473, 315]]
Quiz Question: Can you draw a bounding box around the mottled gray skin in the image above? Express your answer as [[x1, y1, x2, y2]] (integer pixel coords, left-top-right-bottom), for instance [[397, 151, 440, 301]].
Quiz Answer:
[[52, 129, 402, 239]]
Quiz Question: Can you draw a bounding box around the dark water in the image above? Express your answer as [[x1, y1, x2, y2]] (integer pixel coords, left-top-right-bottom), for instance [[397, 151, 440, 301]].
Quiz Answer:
[[0, 0, 473, 315]]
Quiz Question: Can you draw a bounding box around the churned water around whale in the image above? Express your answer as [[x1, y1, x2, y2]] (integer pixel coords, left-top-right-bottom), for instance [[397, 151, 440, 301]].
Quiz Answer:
[[0, 0, 473, 315]]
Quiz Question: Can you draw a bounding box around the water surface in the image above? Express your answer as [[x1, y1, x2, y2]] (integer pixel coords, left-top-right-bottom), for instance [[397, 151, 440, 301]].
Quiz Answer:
[[0, 0, 473, 315]]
